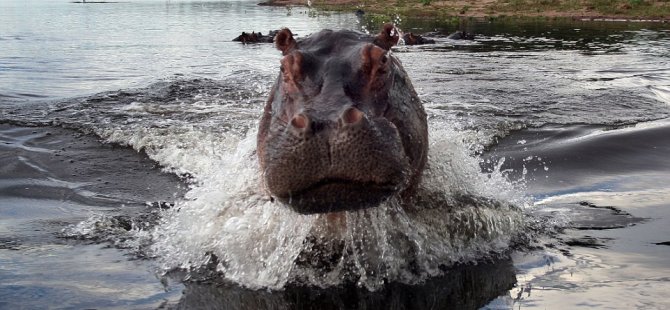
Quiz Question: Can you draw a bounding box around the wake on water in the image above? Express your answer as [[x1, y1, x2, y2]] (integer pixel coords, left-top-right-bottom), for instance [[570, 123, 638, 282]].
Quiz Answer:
[[49, 77, 531, 291]]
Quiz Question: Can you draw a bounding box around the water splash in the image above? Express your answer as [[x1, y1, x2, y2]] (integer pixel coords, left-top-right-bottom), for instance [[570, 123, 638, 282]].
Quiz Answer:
[[34, 77, 530, 290], [146, 124, 527, 290]]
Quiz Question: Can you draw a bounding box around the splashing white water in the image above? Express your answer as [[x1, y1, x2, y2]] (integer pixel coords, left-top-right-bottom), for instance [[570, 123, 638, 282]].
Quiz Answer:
[[141, 123, 527, 290]]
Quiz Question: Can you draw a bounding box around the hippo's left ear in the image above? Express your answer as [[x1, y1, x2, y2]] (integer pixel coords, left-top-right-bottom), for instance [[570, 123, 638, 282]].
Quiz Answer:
[[275, 28, 297, 55], [373, 23, 399, 50]]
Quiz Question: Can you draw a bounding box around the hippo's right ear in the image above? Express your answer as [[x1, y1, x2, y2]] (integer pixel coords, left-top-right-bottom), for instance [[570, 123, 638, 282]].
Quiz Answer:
[[275, 28, 297, 55], [373, 23, 399, 50]]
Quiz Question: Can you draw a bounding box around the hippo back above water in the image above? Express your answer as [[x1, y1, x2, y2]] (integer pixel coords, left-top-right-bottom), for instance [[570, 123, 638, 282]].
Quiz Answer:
[[257, 24, 428, 213]]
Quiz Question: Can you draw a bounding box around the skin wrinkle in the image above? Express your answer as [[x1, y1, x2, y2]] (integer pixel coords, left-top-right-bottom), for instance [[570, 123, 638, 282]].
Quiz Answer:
[[382, 59, 397, 117]]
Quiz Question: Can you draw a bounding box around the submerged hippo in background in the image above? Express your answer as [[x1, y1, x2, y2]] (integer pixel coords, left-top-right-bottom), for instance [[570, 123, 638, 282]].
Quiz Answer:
[[233, 30, 278, 44], [257, 24, 428, 213], [403, 32, 436, 45], [447, 31, 475, 40]]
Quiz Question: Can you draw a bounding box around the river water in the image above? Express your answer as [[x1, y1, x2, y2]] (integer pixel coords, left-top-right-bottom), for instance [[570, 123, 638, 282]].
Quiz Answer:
[[1, 0, 670, 309]]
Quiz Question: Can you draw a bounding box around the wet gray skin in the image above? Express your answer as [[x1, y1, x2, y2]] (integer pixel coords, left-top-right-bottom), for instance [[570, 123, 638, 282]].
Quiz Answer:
[[257, 24, 428, 213]]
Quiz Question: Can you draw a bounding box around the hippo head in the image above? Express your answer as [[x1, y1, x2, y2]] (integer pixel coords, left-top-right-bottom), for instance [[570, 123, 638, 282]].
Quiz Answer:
[[257, 24, 428, 213]]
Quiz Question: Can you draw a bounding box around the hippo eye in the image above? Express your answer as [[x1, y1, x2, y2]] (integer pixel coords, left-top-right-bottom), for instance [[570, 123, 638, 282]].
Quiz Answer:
[[360, 44, 390, 80]]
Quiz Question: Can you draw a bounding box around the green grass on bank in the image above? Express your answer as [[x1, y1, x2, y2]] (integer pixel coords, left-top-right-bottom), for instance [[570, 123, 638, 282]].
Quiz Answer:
[[491, 0, 670, 16], [299, 0, 670, 20]]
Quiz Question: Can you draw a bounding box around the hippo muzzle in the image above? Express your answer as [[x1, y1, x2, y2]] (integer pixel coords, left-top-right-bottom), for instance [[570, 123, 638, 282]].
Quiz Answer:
[[257, 24, 428, 213]]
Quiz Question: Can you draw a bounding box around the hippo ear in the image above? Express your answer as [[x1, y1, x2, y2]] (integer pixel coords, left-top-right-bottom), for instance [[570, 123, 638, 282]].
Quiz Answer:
[[373, 23, 399, 50], [275, 28, 297, 55]]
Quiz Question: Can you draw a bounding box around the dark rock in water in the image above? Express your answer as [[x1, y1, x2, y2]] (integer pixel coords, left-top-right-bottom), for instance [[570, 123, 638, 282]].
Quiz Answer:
[[355, 9, 365, 17], [531, 201, 646, 231], [232, 30, 278, 44], [402, 32, 436, 45], [168, 257, 517, 310], [571, 202, 645, 230], [447, 31, 475, 40], [564, 236, 613, 248], [654, 241, 670, 246]]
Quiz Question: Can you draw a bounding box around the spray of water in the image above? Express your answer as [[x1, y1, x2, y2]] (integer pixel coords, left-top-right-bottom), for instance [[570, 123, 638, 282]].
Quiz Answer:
[[143, 123, 527, 290], [44, 74, 529, 290]]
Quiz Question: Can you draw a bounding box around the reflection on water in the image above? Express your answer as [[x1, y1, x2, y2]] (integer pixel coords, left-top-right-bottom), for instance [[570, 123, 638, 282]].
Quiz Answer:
[[0, 242, 183, 309], [0, 0, 359, 100], [170, 257, 516, 310], [485, 120, 670, 309]]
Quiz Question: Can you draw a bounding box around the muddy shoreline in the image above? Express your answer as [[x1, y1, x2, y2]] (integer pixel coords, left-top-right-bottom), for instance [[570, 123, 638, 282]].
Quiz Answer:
[[259, 0, 670, 22]]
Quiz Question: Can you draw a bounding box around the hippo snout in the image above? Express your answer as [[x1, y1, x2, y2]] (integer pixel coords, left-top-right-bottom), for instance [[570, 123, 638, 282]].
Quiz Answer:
[[262, 110, 411, 213], [288, 106, 365, 137]]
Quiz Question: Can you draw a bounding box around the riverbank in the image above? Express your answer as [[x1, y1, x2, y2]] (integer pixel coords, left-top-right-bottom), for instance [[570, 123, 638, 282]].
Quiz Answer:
[[260, 0, 670, 21]]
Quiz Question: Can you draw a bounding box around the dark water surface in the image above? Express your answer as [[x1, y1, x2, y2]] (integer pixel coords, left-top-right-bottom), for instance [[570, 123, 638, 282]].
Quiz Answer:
[[2, 0, 670, 309]]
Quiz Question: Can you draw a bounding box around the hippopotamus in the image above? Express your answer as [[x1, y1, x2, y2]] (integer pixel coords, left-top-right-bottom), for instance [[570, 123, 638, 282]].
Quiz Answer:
[[447, 31, 475, 40], [233, 30, 278, 44], [257, 24, 428, 213], [402, 32, 435, 45]]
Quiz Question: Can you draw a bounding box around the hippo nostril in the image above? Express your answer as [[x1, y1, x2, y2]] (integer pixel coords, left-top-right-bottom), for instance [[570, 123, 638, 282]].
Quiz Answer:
[[290, 113, 309, 130], [340, 107, 364, 126]]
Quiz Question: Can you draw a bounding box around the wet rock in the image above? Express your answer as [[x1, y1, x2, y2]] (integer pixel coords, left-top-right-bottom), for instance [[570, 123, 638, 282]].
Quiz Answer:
[[563, 236, 613, 248], [544, 201, 646, 230]]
